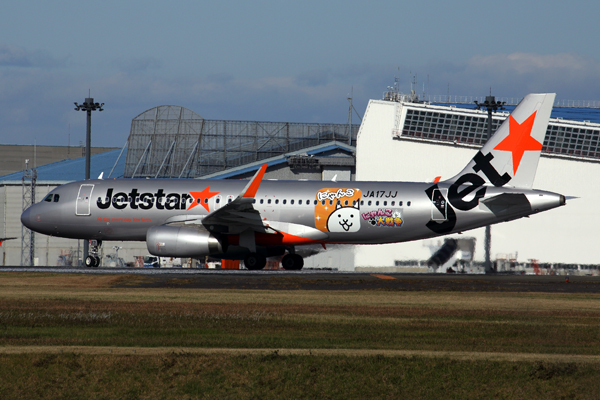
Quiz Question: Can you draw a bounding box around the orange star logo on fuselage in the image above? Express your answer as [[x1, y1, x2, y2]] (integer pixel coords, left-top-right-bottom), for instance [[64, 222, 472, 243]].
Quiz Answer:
[[187, 187, 220, 212]]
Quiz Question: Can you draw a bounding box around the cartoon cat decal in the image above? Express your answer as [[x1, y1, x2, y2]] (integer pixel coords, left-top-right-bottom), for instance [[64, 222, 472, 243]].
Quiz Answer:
[[326, 202, 361, 232]]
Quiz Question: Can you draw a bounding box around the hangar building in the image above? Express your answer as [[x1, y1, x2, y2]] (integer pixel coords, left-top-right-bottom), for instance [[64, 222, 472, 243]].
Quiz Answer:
[[354, 92, 600, 272], [0, 105, 358, 268]]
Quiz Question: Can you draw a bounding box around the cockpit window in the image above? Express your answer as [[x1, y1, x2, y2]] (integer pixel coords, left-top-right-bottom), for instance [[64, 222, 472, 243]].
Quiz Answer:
[[44, 194, 53, 202], [53, 194, 60, 202]]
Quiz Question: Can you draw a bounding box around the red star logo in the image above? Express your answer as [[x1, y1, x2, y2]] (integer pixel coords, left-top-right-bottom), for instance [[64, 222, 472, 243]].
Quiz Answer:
[[493, 111, 542, 174], [187, 186, 219, 212]]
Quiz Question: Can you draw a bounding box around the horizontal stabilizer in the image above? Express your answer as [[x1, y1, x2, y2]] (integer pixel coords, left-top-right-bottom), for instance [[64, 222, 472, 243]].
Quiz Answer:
[[481, 193, 531, 219]]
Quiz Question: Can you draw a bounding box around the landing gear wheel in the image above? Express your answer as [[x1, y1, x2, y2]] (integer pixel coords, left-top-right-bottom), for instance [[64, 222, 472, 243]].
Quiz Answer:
[[244, 253, 266, 270], [86, 239, 102, 268], [281, 254, 304, 270], [85, 256, 97, 268]]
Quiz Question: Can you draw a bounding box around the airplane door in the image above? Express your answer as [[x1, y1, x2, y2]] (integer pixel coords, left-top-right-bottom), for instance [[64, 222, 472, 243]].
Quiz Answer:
[[431, 189, 447, 221], [76, 184, 94, 216]]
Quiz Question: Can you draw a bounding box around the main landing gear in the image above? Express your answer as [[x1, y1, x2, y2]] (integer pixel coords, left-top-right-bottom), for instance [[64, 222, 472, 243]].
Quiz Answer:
[[85, 240, 102, 268], [244, 252, 267, 270], [243, 251, 304, 270], [281, 253, 303, 270]]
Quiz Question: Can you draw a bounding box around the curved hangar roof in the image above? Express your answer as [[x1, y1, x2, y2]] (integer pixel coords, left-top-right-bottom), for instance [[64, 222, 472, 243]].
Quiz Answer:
[[124, 105, 358, 179]]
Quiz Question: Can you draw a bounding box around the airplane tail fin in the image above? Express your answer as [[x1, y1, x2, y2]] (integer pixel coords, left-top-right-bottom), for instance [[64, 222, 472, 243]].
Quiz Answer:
[[445, 93, 555, 189]]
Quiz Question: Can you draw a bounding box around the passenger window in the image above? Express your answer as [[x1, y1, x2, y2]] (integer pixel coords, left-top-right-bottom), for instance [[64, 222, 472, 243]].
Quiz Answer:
[[376, 201, 379, 206], [228, 198, 232, 203], [360, 200, 364, 206], [290, 199, 294, 205], [283, 199, 287, 205], [407, 201, 411, 206], [383, 201, 387, 206], [368, 201, 372, 206], [268, 199, 271, 204], [344, 200, 348, 206], [314, 200, 317, 205], [298, 200, 301, 205], [204, 198, 208, 204], [275, 199, 279, 204], [260, 199, 264, 204], [391, 201, 395, 206], [216, 198, 220, 204], [321, 200, 325, 205], [399, 201, 403, 206], [53, 194, 60, 202]]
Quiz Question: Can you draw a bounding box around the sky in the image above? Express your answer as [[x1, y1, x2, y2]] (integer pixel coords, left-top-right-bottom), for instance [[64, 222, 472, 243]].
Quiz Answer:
[[2, 0, 600, 148]]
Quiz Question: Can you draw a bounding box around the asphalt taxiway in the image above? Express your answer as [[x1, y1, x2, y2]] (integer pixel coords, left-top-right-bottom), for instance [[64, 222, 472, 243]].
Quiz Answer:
[[2, 266, 600, 293]]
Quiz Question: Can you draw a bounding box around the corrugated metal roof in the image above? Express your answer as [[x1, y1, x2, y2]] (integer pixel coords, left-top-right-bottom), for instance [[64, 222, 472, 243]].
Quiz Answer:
[[0, 148, 125, 181], [200, 141, 355, 179]]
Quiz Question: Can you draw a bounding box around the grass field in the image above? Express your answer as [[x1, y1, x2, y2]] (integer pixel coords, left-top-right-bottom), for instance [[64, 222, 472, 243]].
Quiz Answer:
[[1, 272, 599, 399]]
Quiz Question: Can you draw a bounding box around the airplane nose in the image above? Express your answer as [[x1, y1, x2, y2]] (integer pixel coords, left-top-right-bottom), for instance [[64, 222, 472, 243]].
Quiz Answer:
[[21, 207, 32, 229]]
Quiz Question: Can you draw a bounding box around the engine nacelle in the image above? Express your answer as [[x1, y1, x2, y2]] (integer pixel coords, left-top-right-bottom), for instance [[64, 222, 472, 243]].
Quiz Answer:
[[146, 225, 223, 257]]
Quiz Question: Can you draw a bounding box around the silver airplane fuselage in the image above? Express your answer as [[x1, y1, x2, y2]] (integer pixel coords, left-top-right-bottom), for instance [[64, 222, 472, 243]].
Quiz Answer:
[[21, 178, 563, 245]]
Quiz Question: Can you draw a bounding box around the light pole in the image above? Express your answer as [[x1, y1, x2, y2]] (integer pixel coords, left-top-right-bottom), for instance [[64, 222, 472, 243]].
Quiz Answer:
[[474, 96, 505, 274], [74, 97, 104, 265]]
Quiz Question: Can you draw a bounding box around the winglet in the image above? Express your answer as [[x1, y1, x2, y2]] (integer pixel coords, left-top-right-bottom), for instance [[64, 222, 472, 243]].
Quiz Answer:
[[241, 164, 268, 198]]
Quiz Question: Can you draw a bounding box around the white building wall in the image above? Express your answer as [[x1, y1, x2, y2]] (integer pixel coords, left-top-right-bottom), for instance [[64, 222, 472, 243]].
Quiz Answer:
[[355, 99, 599, 266]]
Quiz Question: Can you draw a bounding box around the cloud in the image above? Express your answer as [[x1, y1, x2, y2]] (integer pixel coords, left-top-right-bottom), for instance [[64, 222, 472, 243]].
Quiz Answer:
[[422, 52, 600, 101], [0, 44, 65, 68], [295, 69, 331, 87], [112, 56, 163, 74], [2, 51, 600, 148]]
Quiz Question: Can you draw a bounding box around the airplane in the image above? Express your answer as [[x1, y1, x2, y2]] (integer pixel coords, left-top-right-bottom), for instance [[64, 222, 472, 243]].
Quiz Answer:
[[21, 93, 565, 270], [0, 237, 16, 247]]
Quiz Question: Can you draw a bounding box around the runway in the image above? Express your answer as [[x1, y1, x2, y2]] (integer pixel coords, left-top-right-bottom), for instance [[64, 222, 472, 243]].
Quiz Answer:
[[2, 266, 600, 292]]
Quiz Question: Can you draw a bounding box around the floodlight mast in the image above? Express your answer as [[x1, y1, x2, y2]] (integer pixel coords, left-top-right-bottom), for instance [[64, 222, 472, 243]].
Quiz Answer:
[[74, 98, 104, 179], [74, 97, 104, 265], [474, 95, 506, 274]]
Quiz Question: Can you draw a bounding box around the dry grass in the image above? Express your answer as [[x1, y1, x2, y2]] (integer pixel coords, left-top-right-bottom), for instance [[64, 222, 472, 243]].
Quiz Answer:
[[1, 272, 600, 398], [1, 353, 598, 399], [1, 273, 600, 312]]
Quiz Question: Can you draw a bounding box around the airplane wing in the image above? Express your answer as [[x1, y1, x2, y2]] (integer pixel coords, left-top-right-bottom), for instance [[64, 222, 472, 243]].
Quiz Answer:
[[192, 165, 328, 241], [200, 164, 269, 234]]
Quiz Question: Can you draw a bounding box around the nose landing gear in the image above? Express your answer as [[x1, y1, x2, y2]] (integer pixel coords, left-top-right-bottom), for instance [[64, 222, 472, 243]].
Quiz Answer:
[[84, 240, 102, 267]]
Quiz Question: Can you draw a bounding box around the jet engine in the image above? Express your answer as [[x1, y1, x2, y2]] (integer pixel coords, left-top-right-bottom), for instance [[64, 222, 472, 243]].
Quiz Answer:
[[146, 225, 224, 257]]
